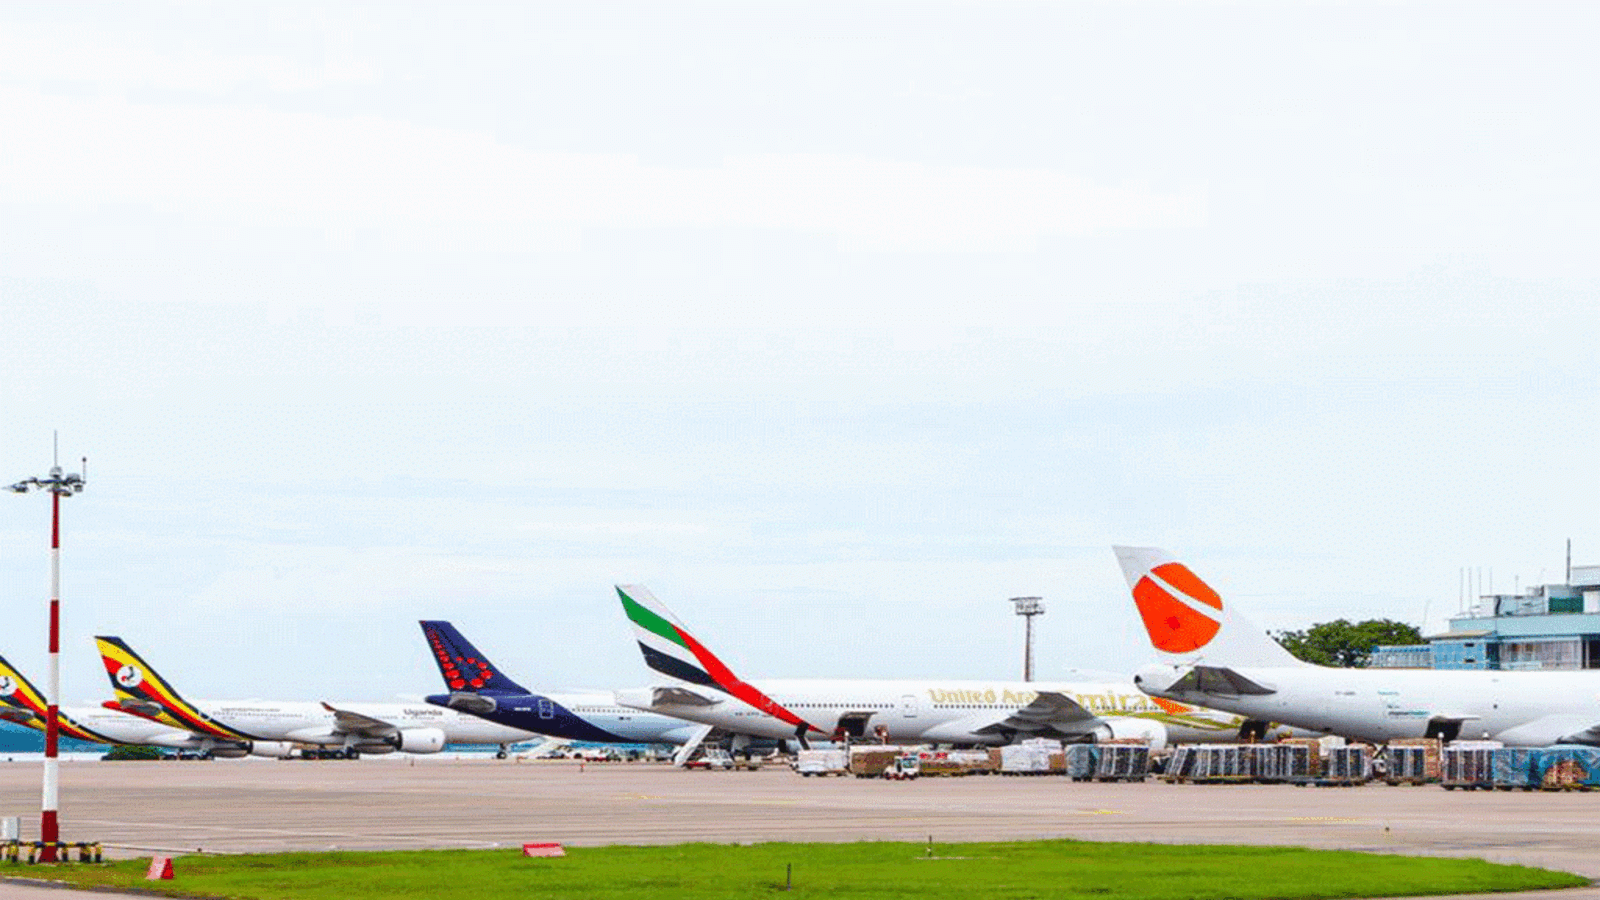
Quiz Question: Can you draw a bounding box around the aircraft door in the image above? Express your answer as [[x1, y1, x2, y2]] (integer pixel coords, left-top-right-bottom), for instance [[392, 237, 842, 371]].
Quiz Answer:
[[900, 694, 917, 719], [538, 699, 555, 720]]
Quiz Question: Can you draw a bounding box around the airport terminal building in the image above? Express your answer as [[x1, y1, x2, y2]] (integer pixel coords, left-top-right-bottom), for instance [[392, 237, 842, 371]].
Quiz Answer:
[[1371, 564, 1600, 670]]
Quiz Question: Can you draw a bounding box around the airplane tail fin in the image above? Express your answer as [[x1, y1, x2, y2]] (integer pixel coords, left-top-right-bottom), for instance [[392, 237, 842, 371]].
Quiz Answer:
[[418, 621, 530, 694], [615, 584, 740, 690], [94, 636, 245, 736], [0, 653, 47, 725], [615, 584, 823, 739], [1113, 546, 1303, 668]]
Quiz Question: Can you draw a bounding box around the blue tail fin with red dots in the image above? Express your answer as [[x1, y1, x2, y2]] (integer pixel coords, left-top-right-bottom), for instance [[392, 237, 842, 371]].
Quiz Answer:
[[418, 621, 530, 695]]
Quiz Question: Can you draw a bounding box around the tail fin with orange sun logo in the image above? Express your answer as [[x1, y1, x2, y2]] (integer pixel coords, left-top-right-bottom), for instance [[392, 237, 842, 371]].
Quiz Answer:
[[1113, 546, 1303, 667]]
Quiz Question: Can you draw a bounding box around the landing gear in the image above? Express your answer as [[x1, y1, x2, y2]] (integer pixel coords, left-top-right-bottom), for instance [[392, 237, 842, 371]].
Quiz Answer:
[[496, 743, 509, 760]]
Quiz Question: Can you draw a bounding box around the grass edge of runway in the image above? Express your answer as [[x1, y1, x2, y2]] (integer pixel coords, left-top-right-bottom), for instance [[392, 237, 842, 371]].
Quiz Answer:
[[7, 839, 1590, 900]]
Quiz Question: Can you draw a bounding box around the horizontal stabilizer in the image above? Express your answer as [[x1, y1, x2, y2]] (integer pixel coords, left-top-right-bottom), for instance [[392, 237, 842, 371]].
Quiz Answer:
[[446, 692, 498, 715], [0, 707, 37, 723], [1170, 665, 1276, 696], [653, 685, 722, 707], [114, 698, 166, 718]]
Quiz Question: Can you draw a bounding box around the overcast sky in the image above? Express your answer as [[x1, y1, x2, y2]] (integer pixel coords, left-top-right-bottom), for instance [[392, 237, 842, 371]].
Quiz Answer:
[[2, 2, 1596, 705]]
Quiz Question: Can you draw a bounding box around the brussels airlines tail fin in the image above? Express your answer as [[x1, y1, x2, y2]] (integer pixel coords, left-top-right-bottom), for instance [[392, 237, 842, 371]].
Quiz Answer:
[[615, 584, 822, 738], [94, 636, 256, 739], [1113, 546, 1303, 668], [418, 621, 530, 695]]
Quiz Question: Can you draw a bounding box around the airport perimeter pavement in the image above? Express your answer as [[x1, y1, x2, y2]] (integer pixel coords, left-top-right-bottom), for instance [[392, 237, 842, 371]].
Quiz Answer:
[[2, 756, 1599, 898]]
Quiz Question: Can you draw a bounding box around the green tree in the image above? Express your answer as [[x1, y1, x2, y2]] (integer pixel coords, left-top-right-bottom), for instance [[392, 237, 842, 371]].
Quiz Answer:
[[1272, 618, 1423, 667]]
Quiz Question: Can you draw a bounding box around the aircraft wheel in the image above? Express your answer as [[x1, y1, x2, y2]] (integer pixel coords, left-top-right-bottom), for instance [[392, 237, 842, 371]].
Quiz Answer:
[[497, 750, 508, 760]]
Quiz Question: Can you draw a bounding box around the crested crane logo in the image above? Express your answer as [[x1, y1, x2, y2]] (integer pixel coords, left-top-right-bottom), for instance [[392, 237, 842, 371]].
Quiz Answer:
[[116, 664, 144, 689], [0, 675, 15, 697]]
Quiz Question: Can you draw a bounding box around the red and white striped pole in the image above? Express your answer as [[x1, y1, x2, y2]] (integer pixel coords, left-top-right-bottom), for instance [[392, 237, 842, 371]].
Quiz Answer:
[[11, 450, 85, 863], [43, 485, 62, 857]]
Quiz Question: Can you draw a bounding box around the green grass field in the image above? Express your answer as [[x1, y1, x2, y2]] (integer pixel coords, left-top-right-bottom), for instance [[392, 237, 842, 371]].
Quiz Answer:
[[8, 839, 1588, 900]]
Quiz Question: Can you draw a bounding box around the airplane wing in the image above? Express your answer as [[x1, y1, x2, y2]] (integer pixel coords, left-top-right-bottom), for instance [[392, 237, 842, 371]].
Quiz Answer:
[[321, 702, 400, 738], [968, 691, 1102, 739]]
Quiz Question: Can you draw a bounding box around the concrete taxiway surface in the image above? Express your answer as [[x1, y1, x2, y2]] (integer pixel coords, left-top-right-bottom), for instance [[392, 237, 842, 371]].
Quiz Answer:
[[1, 757, 1598, 897]]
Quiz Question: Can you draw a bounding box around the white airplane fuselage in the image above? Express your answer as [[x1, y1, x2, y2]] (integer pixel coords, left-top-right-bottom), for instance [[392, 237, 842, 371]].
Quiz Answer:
[[58, 706, 218, 749], [1136, 663, 1600, 746], [618, 677, 1278, 747], [190, 700, 536, 747]]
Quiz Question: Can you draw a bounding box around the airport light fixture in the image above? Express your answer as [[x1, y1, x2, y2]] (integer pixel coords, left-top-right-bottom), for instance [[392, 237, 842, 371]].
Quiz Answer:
[[9, 445, 86, 862], [1011, 596, 1044, 682]]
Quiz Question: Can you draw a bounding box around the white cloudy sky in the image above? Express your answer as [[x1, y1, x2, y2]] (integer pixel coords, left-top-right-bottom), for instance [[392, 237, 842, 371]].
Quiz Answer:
[[1, 2, 1596, 704]]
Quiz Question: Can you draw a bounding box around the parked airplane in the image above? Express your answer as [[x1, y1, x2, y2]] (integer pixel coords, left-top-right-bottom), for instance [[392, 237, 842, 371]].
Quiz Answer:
[[95, 636, 539, 758], [419, 620, 716, 754], [612, 584, 1280, 749], [0, 652, 295, 757], [1115, 545, 1600, 746]]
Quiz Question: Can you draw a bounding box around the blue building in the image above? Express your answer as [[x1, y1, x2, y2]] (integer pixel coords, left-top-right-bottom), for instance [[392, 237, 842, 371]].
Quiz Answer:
[[1372, 564, 1600, 670]]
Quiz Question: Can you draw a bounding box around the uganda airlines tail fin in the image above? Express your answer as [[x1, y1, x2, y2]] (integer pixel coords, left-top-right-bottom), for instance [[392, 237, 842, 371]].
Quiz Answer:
[[0, 653, 122, 744], [94, 636, 252, 738], [0, 653, 46, 725], [1113, 546, 1303, 668], [615, 584, 823, 740], [418, 621, 530, 695]]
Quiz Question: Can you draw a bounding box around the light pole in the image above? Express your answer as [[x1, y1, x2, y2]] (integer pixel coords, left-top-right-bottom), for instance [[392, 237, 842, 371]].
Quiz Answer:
[[10, 448, 86, 862], [1010, 596, 1044, 682]]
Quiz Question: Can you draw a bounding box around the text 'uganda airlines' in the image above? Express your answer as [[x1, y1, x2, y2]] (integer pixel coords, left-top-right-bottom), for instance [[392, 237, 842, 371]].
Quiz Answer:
[[613, 584, 1282, 750], [1116, 546, 1600, 746]]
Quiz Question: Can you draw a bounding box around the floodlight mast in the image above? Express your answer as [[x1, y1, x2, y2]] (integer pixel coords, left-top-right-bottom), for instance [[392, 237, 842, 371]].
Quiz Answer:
[[1010, 596, 1044, 682], [10, 446, 86, 863]]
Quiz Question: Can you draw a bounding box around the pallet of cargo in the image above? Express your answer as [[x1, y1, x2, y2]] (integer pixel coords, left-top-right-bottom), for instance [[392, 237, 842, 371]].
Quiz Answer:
[[1440, 742, 1502, 790], [1065, 744, 1100, 781], [1093, 744, 1150, 782], [1532, 746, 1600, 791], [1489, 747, 1539, 790], [1385, 739, 1440, 785], [1313, 745, 1371, 786]]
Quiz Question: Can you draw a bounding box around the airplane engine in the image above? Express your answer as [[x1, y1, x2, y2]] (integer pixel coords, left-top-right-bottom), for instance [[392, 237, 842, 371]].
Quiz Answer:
[[1098, 718, 1169, 751], [247, 741, 297, 759], [393, 727, 446, 754]]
